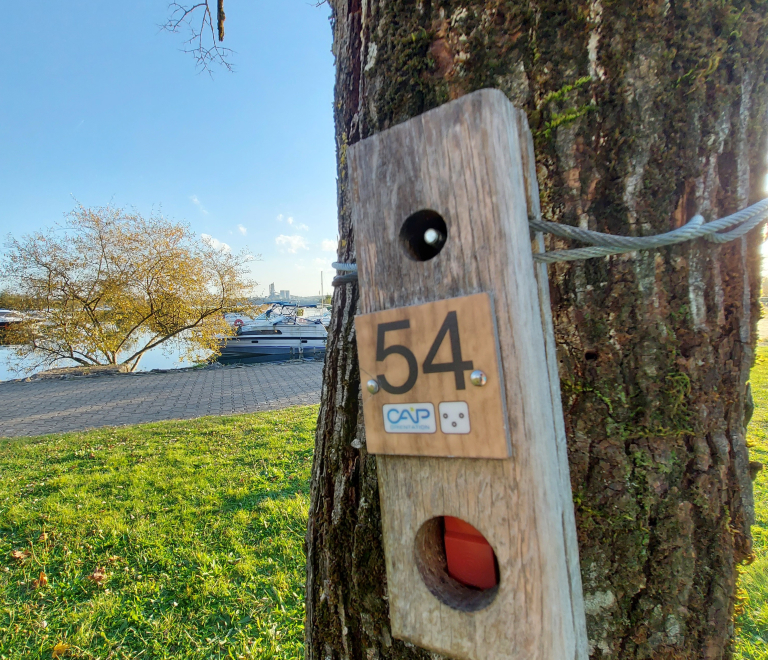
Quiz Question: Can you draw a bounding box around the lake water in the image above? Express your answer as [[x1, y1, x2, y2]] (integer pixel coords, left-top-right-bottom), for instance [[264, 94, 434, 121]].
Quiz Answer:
[[0, 343, 203, 382]]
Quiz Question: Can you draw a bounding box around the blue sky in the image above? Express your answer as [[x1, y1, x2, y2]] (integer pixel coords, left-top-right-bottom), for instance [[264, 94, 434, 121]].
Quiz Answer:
[[0, 1, 338, 297]]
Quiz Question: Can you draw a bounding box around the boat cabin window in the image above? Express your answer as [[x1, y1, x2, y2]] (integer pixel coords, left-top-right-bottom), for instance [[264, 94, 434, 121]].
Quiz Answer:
[[238, 328, 283, 335]]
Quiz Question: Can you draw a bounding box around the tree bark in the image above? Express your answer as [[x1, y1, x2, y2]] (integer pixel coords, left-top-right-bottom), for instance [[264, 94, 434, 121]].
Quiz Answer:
[[306, 2, 768, 658]]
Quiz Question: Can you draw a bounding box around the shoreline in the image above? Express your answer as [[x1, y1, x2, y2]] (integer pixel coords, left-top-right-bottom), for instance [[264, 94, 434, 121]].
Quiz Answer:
[[0, 355, 325, 385]]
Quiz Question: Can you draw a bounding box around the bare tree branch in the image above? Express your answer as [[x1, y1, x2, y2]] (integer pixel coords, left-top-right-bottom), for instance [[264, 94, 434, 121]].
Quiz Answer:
[[161, 1, 234, 75]]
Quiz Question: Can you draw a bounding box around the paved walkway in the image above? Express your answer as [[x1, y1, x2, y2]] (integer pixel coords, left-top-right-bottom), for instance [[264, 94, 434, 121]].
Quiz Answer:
[[0, 361, 324, 438]]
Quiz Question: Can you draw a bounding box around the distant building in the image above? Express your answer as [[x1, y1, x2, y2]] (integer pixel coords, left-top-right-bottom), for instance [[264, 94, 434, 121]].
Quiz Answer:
[[262, 284, 295, 302]]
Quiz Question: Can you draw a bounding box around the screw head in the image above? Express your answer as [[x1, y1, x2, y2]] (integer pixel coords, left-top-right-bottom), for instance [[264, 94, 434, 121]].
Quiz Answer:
[[423, 228, 441, 245], [470, 370, 487, 387], [366, 379, 380, 394]]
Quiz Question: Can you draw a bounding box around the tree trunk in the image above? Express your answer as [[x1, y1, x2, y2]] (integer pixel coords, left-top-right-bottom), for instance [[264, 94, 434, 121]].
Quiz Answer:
[[306, 2, 768, 658]]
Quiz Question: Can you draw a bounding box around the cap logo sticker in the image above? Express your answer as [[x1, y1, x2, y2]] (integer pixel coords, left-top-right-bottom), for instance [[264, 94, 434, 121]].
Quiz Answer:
[[383, 403, 436, 434]]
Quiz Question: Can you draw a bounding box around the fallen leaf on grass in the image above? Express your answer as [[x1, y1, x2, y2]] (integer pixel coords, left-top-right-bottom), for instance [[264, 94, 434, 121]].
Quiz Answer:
[[10, 549, 31, 561], [87, 567, 107, 585], [52, 642, 70, 658], [32, 571, 48, 589]]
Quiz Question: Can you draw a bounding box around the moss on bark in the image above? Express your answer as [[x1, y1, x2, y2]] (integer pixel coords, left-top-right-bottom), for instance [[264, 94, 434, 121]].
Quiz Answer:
[[307, 1, 768, 658]]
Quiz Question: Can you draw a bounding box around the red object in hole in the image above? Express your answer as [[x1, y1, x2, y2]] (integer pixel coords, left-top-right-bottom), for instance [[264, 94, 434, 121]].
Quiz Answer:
[[443, 516, 498, 590]]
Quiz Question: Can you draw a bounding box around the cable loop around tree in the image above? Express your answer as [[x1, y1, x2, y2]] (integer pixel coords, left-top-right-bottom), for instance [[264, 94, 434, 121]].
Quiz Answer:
[[331, 198, 768, 285]]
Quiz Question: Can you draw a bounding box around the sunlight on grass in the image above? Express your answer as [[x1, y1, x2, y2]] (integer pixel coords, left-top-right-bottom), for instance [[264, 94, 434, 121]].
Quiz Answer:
[[0, 406, 317, 660], [1, 373, 766, 658], [736, 347, 768, 660]]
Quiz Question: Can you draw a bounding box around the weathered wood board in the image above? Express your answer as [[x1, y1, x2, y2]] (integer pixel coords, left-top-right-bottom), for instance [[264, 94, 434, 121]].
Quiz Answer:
[[517, 110, 590, 659], [348, 88, 588, 660], [355, 292, 509, 458]]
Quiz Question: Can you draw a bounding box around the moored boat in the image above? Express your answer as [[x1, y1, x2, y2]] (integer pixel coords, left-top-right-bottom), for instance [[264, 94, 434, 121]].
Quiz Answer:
[[0, 309, 23, 329], [0, 309, 24, 346], [220, 303, 327, 362]]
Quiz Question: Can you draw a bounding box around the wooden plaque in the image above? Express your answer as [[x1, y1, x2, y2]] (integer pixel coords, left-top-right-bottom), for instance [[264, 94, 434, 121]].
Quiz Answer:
[[347, 89, 588, 660], [355, 293, 509, 458]]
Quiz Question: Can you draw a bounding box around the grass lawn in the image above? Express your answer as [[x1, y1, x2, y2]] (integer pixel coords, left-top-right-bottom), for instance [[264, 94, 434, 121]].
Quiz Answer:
[[0, 406, 317, 660], [0, 368, 766, 660], [736, 346, 768, 659]]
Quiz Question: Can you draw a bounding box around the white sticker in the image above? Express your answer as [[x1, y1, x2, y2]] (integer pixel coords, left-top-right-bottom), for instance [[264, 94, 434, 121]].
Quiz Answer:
[[383, 403, 436, 434], [439, 401, 471, 434]]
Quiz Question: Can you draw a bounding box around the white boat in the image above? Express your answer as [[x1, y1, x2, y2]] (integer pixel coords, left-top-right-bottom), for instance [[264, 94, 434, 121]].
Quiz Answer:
[[0, 309, 24, 329], [220, 303, 327, 361], [0, 309, 24, 346], [300, 306, 332, 328]]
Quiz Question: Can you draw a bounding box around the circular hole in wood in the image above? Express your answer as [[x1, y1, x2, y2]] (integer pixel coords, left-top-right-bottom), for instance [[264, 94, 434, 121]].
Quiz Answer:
[[399, 210, 448, 261], [413, 516, 500, 612]]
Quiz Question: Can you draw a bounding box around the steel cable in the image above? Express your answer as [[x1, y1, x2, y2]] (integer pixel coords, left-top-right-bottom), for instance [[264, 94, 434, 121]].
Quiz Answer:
[[331, 198, 768, 284]]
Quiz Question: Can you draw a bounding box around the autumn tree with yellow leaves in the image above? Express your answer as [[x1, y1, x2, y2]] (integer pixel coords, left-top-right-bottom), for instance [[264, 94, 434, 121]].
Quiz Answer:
[[1, 205, 256, 372]]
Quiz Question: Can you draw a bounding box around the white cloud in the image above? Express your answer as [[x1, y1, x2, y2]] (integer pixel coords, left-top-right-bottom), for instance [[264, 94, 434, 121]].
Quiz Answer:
[[238, 224, 247, 236], [190, 195, 209, 215], [275, 234, 309, 253], [277, 215, 307, 230], [201, 233, 231, 252], [321, 239, 337, 252]]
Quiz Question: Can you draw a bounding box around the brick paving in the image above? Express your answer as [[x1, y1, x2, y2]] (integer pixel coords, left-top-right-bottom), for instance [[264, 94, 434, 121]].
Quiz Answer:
[[0, 361, 324, 438]]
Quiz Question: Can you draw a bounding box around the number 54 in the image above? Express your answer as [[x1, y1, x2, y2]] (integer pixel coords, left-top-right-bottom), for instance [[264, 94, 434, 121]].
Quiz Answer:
[[375, 311, 473, 395]]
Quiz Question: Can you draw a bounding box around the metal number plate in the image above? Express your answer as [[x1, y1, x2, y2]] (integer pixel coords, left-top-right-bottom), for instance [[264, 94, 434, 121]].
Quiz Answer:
[[354, 293, 510, 458]]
